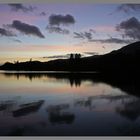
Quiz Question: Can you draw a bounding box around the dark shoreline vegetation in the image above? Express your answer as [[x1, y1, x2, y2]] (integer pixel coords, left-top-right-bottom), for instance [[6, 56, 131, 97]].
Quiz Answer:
[[0, 41, 140, 73]]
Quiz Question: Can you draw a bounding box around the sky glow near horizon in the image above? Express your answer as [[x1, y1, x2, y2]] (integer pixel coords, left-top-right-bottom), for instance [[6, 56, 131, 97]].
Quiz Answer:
[[0, 3, 140, 64]]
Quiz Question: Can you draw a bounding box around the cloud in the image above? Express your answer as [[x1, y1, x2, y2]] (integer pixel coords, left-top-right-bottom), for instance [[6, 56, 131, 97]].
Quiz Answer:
[[90, 38, 132, 44], [117, 4, 140, 13], [40, 12, 47, 16], [44, 54, 84, 59], [116, 17, 140, 40], [0, 27, 16, 37], [49, 14, 75, 26], [8, 20, 45, 38], [74, 32, 85, 39], [46, 26, 70, 34], [74, 29, 133, 44], [47, 14, 75, 35], [13, 39, 22, 43], [84, 52, 99, 55], [84, 32, 93, 40], [8, 4, 36, 12], [74, 31, 93, 40], [89, 29, 96, 33], [43, 54, 70, 59]]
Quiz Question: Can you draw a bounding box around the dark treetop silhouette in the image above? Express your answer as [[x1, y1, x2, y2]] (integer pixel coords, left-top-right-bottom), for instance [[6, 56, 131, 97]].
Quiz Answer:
[[0, 41, 140, 73]]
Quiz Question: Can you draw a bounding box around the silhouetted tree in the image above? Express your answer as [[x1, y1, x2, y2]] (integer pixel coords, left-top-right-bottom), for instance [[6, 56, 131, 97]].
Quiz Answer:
[[30, 58, 32, 62], [75, 53, 81, 59], [70, 53, 74, 59]]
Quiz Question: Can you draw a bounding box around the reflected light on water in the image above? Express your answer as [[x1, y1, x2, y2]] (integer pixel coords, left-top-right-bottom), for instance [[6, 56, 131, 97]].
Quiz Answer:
[[0, 71, 140, 136]]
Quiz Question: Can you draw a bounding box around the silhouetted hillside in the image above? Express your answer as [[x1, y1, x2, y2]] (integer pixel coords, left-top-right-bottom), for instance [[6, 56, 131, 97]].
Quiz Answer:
[[0, 41, 140, 72]]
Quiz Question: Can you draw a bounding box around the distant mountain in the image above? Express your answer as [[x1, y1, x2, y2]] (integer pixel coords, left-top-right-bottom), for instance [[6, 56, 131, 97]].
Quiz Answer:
[[0, 41, 140, 73]]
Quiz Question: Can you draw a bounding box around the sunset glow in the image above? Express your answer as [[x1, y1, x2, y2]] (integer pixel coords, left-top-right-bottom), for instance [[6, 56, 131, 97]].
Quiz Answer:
[[0, 3, 139, 64]]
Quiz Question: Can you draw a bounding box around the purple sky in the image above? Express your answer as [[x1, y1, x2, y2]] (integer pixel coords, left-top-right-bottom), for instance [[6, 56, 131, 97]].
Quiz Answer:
[[0, 3, 140, 64]]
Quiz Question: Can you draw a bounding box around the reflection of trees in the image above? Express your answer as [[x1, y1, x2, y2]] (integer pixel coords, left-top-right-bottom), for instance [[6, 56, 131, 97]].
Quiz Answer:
[[46, 104, 75, 124], [4, 73, 48, 81], [12, 100, 44, 117], [69, 78, 81, 87], [116, 98, 140, 121], [3, 72, 140, 97]]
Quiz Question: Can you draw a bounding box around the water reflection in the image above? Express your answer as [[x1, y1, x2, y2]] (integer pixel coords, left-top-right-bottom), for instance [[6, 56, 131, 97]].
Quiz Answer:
[[0, 100, 16, 112], [116, 98, 140, 121], [0, 72, 140, 136], [46, 104, 75, 124], [13, 100, 44, 117], [3, 72, 140, 97]]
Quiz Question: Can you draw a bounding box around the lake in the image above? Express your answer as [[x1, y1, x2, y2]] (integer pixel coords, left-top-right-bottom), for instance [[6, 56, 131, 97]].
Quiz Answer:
[[0, 71, 140, 136]]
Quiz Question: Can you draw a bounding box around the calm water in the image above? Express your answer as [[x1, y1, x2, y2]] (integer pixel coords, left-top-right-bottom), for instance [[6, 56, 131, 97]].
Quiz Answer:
[[0, 71, 140, 136]]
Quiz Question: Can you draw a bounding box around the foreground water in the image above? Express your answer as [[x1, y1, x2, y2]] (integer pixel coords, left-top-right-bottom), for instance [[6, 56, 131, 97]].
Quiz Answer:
[[0, 71, 140, 136]]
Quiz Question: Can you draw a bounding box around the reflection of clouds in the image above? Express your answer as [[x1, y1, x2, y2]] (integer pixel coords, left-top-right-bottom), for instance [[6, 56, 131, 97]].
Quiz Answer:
[[0, 100, 17, 112], [77, 94, 140, 122], [116, 98, 140, 121], [46, 103, 75, 124], [97, 94, 132, 102], [74, 94, 132, 110], [47, 104, 69, 113], [12, 100, 44, 117], [74, 96, 95, 110]]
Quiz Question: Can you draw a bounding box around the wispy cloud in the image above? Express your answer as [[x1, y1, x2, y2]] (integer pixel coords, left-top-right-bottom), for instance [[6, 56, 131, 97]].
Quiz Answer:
[[8, 4, 36, 13], [46, 26, 70, 34], [43, 54, 70, 59], [74, 30, 94, 40], [74, 28, 133, 44], [39, 12, 47, 16], [117, 4, 140, 13], [0, 27, 16, 37], [13, 39, 22, 43], [84, 52, 99, 55], [90, 38, 133, 44]]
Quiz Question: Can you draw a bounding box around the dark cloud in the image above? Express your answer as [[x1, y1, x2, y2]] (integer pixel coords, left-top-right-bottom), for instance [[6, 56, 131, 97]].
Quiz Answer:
[[74, 29, 95, 40], [74, 32, 85, 39], [46, 26, 70, 34], [89, 29, 96, 33], [44, 54, 84, 59], [117, 4, 140, 13], [74, 29, 133, 44], [90, 38, 132, 44], [8, 20, 45, 38], [40, 12, 47, 16], [49, 14, 75, 26], [0, 28, 16, 37], [84, 32, 92, 40], [8, 4, 36, 12], [84, 52, 99, 55], [43, 54, 70, 59], [116, 17, 140, 40], [47, 14, 75, 35], [74, 31, 93, 40]]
